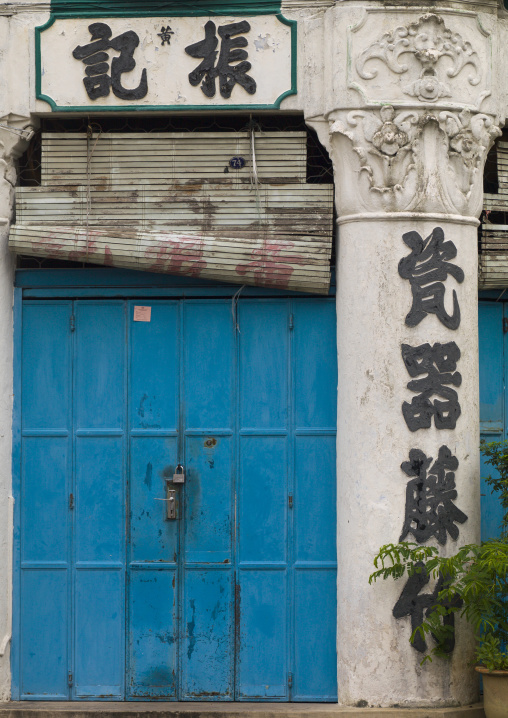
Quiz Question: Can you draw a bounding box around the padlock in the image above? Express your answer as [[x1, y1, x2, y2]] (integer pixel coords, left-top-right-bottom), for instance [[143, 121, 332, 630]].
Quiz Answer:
[[173, 464, 185, 484]]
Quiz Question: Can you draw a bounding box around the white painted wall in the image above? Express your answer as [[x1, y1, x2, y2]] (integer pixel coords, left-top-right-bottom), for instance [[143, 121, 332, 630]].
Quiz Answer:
[[0, 148, 16, 702], [0, 122, 32, 701]]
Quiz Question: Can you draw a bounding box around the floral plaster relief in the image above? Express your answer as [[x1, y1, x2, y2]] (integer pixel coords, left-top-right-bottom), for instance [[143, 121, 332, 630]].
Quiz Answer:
[[348, 11, 492, 110], [329, 106, 500, 216]]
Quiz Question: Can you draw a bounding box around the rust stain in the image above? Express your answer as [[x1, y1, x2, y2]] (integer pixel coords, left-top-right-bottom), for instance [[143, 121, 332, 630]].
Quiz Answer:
[[187, 599, 196, 660], [234, 581, 241, 650]]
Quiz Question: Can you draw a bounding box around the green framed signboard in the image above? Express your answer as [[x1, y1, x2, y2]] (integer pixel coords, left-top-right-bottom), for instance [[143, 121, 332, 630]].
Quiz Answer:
[[36, 11, 296, 111]]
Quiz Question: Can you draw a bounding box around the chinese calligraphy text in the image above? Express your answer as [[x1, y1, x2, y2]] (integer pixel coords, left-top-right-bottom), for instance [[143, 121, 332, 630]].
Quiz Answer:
[[401, 341, 462, 431], [185, 20, 257, 99], [158, 26, 174, 46], [398, 227, 464, 330], [399, 446, 468, 545], [393, 562, 462, 653], [72, 22, 148, 101]]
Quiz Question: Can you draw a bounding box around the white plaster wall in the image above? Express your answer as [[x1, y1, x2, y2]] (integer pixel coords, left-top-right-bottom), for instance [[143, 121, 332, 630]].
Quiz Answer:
[[0, 3, 42, 695], [0, 135, 20, 702], [336, 217, 481, 707]]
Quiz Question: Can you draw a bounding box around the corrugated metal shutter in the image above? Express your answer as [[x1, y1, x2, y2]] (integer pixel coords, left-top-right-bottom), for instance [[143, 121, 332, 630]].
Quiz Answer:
[[10, 131, 334, 293], [480, 140, 508, 289]]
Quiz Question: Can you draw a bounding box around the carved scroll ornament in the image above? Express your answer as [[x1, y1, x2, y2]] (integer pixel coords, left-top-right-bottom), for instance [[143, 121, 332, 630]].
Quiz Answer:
[[355, 14, 482, 105]]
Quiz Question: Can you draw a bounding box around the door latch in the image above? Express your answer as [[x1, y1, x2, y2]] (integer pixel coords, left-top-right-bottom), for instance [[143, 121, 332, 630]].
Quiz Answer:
[[165, 486, 178, 520], [155, 483, 179, 520]]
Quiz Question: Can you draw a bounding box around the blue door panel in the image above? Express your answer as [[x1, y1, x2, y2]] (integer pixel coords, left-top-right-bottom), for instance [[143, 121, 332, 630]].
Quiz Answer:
[[293, 300, 338, 428], [293, 569, 337, 701], [74, 302, 126, 430], [479, 303, 504, 435], [74, 440, 124, 692], [239, 302, 289, 430], [74, 569, 124, 698], [239, 436, 287, 564], [183, 302, 233, 430], [18, 294, 338, 702], [129, 436, 179, 562], [181, 302, 235, 700], [75, 437, 124, 563], [184, 435, 233, 564], [73, 302, 126, 699], [20, 569, 69, 699], [20, 302, 72, 699], [182, 569, 234, 700], [479, 302, 506, 541], [129, 301, 179, 431], [128, 301, 180, 699], [21, 437, 69, 564], [237, 299, 289, 701], [293, 300, 338, 702], [294, 436, 336, 563], [21, 302, 72, 431], [238, 569, 288, 699], [480, 447, 505, 542], [128, 568, 177, 699]]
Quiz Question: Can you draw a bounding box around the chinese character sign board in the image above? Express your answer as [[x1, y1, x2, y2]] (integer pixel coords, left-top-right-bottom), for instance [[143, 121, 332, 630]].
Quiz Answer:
[[36, 15, 296, 110]]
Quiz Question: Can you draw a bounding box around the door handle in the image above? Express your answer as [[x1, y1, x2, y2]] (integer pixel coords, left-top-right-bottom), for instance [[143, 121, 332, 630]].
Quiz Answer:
[[155, 483, 179, 520], [165, 488, 177, 520]]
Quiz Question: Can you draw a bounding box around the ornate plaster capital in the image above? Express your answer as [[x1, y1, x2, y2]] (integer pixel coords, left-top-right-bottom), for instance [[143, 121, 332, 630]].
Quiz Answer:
[[328, 105, 500, 218], [0, 115, 37, 227], [314, 4, 504, 220]]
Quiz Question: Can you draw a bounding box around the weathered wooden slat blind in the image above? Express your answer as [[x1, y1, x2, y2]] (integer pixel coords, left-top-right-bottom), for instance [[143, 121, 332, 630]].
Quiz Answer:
[[480, 140, 508, 288], [10, 131, 334, 293]]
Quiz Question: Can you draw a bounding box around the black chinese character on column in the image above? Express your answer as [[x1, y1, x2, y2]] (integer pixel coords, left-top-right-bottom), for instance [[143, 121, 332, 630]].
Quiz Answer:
[[399, 446, 468, 545], [393, 561, 462, 653], [398, 227, 464, 330], [402, 342, 462, 431], [185, 20, 256, 99], [72, 23, 148, 101]]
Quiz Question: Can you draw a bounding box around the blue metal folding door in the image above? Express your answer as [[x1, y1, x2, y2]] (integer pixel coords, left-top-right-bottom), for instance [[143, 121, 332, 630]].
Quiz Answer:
[[479, 301, 506, 541], [17, 296, 337, 701]]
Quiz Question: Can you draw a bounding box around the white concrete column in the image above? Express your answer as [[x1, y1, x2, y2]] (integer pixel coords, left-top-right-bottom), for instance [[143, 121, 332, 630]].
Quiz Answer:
[[0, 118, 35, 700], [308, 1, 504, 708], [334, 212, 480, 707]]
